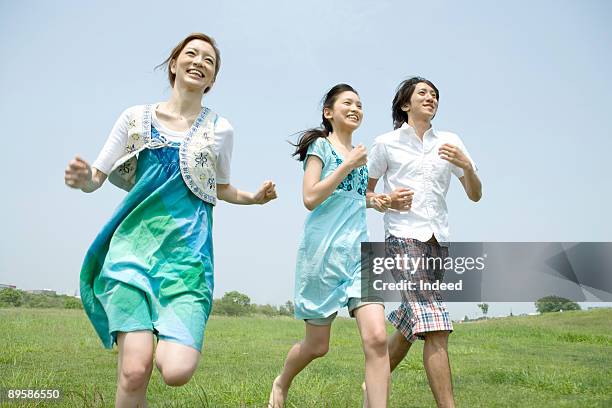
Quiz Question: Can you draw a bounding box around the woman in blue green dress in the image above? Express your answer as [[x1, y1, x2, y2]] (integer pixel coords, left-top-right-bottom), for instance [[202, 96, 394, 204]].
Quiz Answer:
[[64, 33, 277, 407], [268, 84, 392, 408]]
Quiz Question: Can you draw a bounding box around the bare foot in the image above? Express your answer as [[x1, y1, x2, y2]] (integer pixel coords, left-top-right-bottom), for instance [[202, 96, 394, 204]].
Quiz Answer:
[[268, 376, 287, 408], [362, 381, 369, 408]]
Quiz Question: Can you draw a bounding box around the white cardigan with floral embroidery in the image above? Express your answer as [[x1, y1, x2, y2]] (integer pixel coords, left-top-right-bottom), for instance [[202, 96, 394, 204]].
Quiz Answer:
[[107, 104, 221, 205]]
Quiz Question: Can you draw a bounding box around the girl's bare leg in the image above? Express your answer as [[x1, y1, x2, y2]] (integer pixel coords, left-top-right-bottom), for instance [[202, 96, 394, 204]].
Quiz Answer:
[[269, 322, 332, 408], [363, 329, 412, 407], [354, 304, 390, 408], [115, 331, 154, 408]]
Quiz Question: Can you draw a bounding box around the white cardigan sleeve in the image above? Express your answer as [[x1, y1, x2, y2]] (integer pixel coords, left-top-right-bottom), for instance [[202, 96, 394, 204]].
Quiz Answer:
[[92, 108, 132, 175], [213, 116, 234, 184]]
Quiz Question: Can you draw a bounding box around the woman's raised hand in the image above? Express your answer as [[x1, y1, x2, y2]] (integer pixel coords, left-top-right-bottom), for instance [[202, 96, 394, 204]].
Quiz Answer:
[[64, 156, 93, 190], [252, 180, 278, 205], [345, 144, 367, 169], [370, 194, 391, 213]]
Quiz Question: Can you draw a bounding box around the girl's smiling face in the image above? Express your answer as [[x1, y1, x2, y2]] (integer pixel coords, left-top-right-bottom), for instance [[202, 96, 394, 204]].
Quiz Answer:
[[324, 91, 363, 132], [170, 39, 217, 93]]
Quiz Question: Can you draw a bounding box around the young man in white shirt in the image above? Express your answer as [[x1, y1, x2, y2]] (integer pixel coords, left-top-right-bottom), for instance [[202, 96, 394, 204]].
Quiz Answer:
[[367, 77, 481, 408]]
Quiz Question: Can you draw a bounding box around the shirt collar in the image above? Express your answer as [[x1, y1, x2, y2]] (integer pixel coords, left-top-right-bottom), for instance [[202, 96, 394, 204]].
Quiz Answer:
[[399, 122, 437, 139]]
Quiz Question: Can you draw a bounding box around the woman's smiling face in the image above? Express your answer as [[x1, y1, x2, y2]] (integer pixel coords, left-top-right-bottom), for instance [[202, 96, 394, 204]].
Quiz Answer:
[[170, 39, 217, 93], [324, 91, 363, 132]]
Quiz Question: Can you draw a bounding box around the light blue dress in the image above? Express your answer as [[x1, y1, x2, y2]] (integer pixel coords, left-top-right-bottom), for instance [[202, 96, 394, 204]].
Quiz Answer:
[[294, 137, 369, 320]]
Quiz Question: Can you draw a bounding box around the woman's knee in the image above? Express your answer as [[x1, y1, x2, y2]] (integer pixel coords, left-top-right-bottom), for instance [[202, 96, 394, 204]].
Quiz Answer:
[[303, 340, 329, 358], [155, 340, 201, 386], [362, 327, 388, 355], [158, 362, 197, 386], [119, 359, 153, 392], [156, 356, 199, 387]]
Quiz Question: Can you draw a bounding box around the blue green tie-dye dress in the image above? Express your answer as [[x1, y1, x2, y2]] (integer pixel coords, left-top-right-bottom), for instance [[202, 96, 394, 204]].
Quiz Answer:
[[80, 127, 214, 351]]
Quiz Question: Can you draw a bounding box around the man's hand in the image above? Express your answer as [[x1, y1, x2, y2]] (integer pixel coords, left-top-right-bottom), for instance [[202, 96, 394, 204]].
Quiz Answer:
[[439, 144, 473, 171], [389, 188, 413, 211]]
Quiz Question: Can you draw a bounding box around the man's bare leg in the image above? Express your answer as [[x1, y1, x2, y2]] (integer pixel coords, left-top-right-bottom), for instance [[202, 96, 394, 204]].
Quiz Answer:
[[422, 331, 454, 408]]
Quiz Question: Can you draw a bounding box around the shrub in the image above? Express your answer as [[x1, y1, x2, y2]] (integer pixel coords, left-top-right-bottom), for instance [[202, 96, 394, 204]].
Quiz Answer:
[[64, 297, 83, 309], [0, 288, 23, 307]]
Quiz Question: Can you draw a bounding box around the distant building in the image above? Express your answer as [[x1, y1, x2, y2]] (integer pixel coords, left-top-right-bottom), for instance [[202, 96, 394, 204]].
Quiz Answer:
[[0, 284, 17, 289], [26, 289, 56, 296]]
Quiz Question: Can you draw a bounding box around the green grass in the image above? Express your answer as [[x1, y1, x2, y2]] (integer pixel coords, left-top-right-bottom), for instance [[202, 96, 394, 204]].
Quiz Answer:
[[0, 308, 611, 407]]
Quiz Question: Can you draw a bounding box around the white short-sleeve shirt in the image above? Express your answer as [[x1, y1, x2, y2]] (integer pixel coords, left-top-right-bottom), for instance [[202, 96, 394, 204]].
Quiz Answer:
[[92, 105, 234, 184], [368, 122, 477, 243]]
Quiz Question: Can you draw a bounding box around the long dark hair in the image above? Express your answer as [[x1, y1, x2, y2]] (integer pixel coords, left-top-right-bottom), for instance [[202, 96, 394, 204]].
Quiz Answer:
[[291, 84, 358, 161], [391, 77, 439, 129]]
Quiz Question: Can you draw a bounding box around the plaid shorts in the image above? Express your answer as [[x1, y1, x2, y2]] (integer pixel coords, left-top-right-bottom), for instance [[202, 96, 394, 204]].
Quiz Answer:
[[386, 235, 453, 342]]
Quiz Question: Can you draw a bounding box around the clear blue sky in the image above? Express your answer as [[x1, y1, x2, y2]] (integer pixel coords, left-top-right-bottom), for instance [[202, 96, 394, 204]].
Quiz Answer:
[[1, 0, 610, 319]]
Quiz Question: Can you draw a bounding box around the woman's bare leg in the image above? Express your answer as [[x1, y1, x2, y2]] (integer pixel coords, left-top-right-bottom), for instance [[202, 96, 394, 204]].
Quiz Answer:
[[354, 304, 390, 408], [155, 340, 201, 386], [115, 331, 154, 408], [269, 322, 332, 408]]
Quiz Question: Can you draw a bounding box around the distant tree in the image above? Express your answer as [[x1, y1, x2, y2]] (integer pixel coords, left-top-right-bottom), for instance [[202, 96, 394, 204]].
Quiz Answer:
[[0, 288, 23, 307], [279, 300, 294, 317], [224, 291, 250, 307], [535, 296, 581, 313], [215, 291, 252, 316], [463, 315, 469, 322], [477, 303, 489, 317]]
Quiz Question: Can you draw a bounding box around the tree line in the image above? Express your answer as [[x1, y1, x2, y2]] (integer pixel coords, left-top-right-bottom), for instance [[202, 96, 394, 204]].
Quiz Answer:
[[0, 288, 294, 317], [1, 288, 579, 316]]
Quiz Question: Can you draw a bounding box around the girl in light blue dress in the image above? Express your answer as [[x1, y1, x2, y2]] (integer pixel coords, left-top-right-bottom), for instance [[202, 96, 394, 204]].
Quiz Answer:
[[269, 84, 391, 408]]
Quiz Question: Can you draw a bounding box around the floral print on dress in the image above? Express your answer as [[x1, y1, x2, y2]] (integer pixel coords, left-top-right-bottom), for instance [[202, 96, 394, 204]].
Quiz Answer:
[[356, 167, 368, 196], [329, 146, 367, 196]]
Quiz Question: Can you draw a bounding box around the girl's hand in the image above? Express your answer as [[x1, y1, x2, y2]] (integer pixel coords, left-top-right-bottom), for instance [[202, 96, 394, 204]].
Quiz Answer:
[[438, 143, 472, 171], [370, 194, 391, 213], [65, 156, 92, 190], [389, 188, 413, 211], [345, 144, 367, 169], [252, 180, 277, 204]]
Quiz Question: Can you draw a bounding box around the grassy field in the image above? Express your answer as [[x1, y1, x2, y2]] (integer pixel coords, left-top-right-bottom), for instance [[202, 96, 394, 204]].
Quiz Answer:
[[0, 308, 611, 407]]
